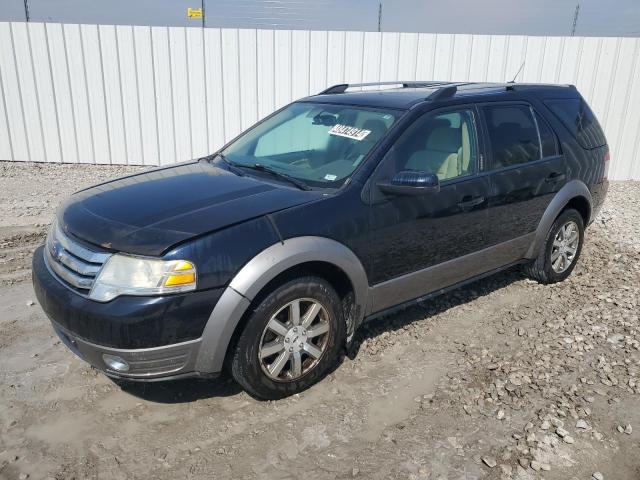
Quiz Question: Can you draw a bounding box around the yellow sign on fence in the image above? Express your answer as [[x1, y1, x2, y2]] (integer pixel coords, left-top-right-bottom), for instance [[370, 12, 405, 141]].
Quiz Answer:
[[187, 7, 203, 18]]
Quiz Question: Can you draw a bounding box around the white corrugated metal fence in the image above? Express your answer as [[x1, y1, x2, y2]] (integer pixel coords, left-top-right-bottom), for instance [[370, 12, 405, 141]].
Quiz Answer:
[[0, 22, 639, 179]]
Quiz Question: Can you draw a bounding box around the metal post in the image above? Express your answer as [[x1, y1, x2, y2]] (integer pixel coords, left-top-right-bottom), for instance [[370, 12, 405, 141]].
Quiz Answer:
[[23, 0, 30, 22], [202, 0, 205, 28], [377, 2, 382, 32]]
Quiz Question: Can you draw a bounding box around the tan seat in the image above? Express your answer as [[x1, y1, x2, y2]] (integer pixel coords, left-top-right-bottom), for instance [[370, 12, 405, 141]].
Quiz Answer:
[[459, 117, 472, 174], [405, 126, 461, 180]]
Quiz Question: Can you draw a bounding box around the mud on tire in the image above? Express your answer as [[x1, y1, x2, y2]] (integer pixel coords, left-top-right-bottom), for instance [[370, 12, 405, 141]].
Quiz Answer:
[[230, 276, 345, 400], [524, 208, 585, 284]]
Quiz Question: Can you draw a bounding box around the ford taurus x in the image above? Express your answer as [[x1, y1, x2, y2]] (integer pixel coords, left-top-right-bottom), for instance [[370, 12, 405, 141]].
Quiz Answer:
[[33, 81, 609, 399]]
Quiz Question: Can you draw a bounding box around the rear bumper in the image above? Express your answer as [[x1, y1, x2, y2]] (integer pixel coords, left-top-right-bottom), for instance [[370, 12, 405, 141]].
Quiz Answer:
[[33, 244, 226, 380], [589, 178, 609, 224]]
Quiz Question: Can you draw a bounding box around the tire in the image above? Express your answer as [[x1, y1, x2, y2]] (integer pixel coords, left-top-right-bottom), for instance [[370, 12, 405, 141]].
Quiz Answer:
[[524, 208, 585, 284], [230, 276, 345, 400]]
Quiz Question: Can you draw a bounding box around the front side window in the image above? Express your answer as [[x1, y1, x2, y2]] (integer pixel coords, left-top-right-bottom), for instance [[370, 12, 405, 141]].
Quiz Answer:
[[221, 102, 398, 187], [384, 109, 478, 182], [484, 105, 541, 168]]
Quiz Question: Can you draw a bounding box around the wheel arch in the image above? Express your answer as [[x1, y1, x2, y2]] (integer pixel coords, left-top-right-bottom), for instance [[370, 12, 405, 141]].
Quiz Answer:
[[194, 237, 369, 373], [525, 180, 592, 259], [563, 195, 591, 226]]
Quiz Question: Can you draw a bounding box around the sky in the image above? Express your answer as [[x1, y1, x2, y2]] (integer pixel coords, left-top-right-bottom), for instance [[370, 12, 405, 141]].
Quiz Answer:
[[1, 0, 639, 37]]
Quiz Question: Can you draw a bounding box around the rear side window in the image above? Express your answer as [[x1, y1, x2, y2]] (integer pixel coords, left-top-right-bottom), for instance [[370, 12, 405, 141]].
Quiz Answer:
[[545, 98, 606, 149], [484, 105, 540, 168]]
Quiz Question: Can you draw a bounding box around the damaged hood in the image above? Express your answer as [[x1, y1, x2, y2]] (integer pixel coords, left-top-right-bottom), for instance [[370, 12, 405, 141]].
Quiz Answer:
[[58, 160, 319, 256]]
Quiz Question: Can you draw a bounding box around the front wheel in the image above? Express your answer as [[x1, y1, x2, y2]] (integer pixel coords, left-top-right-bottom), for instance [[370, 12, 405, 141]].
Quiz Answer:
[[230, 276, 345, 400], [524, 208, 585, 284]]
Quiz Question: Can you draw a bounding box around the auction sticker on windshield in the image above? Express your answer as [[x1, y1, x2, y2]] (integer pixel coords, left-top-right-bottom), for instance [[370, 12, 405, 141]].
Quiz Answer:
[[328, 124, 371, 141]]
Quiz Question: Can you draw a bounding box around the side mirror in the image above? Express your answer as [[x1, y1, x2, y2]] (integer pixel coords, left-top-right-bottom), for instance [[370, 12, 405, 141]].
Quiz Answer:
[[377, 170, 440, 196]]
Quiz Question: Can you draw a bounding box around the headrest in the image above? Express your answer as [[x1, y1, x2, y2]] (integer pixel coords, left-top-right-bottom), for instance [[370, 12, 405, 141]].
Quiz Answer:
[[425, 127, 461, 152], [428, 119, 452, 129]]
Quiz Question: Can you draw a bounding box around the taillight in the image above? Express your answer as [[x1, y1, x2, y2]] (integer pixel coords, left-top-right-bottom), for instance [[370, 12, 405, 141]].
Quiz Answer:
[[603, 149, 610, 178]]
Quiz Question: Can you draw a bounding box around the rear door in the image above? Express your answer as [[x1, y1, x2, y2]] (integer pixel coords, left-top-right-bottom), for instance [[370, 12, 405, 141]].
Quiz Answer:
[[480, 102, 565, 247]]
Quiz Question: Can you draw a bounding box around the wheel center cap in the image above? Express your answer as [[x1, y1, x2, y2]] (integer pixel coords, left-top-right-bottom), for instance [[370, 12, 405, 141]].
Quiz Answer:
[[284, 326, 308, 352], [558, 239, 568, 253]]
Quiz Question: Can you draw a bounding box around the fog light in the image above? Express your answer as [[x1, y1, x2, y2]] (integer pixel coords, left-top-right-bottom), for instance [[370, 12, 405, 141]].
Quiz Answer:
[[102, 354, 130, 372]]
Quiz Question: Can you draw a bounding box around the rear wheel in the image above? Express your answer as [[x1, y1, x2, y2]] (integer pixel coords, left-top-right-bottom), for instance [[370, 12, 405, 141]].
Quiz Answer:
[[524, 208, 584, 284], [230, 276, 345, 400]]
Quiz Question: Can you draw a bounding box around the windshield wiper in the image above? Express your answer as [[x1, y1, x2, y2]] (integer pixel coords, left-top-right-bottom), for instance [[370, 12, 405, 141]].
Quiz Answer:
[[242, 164, 311, 191], [212, 153, 245, 177], [203, 154, 310, 190]]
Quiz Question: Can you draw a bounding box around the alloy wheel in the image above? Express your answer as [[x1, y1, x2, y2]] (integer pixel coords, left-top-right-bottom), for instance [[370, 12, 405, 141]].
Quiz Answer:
[[551, 220, 580, 273], [258, 298, 331, 382]]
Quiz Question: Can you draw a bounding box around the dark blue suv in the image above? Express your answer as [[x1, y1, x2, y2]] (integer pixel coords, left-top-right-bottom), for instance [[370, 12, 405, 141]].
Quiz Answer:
[[33, 81, 609, 399]]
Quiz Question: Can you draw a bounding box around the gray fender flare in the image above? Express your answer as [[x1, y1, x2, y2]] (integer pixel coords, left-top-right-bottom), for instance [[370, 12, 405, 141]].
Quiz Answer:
[[525, 179, 592, 259], [194, 236, 369, 373]]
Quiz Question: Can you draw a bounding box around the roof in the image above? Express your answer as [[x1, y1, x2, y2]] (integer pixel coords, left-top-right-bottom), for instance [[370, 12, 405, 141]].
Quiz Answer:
[[300, 81, 577, 110]]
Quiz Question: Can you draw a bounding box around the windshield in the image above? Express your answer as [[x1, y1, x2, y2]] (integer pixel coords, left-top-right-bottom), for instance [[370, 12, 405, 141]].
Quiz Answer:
[[221, 102, 399, 187]]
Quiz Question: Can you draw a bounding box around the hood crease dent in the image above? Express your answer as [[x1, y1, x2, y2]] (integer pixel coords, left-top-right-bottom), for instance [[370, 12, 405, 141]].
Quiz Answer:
[[58, 161, 319, 256]]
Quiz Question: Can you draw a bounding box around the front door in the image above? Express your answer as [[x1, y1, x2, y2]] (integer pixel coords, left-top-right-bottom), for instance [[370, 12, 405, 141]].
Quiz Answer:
[[366, 106, 492, 313]]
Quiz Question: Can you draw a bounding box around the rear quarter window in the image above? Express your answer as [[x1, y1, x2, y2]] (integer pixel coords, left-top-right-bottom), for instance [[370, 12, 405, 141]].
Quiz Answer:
[[544, 98, 607, 149]]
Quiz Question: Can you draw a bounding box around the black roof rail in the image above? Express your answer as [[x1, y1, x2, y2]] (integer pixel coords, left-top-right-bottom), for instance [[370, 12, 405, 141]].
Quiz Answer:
[[427, 83, 470, 101], [318, 81, 451, 95], [505, 83, 577, 92], [320, 84, 350, 94]]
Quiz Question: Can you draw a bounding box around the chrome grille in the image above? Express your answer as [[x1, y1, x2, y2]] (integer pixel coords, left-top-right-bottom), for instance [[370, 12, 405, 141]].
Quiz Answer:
[[45, 223, 111, 293]]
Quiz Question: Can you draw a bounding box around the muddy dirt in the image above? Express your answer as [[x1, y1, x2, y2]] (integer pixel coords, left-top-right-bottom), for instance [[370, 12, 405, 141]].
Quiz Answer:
[[1, 162, 639, 480]]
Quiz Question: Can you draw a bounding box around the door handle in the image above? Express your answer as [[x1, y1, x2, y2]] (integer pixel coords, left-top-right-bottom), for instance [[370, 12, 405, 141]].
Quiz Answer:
[[458, 196, 485, 209], [545, 172, 566, 183]]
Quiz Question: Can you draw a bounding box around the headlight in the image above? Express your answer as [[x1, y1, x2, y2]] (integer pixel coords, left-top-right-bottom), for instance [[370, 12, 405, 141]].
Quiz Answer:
[[89, 254, 197, 302]]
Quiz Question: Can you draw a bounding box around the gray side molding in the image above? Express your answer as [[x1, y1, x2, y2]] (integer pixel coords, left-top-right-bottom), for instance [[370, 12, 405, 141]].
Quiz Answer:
[[525, 180, 592, 259], [194, 288, 250, 373], [194, 236, 369, 373]]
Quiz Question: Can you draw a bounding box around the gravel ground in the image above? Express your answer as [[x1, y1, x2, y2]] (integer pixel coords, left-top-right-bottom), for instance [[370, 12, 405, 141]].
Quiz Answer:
[[1, 161, 639, 480]]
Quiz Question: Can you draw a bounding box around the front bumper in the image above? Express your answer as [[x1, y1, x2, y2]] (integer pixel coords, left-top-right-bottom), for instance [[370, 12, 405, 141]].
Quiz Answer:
[[33, 245, 224, 380], [52, 320, 209, 380]]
